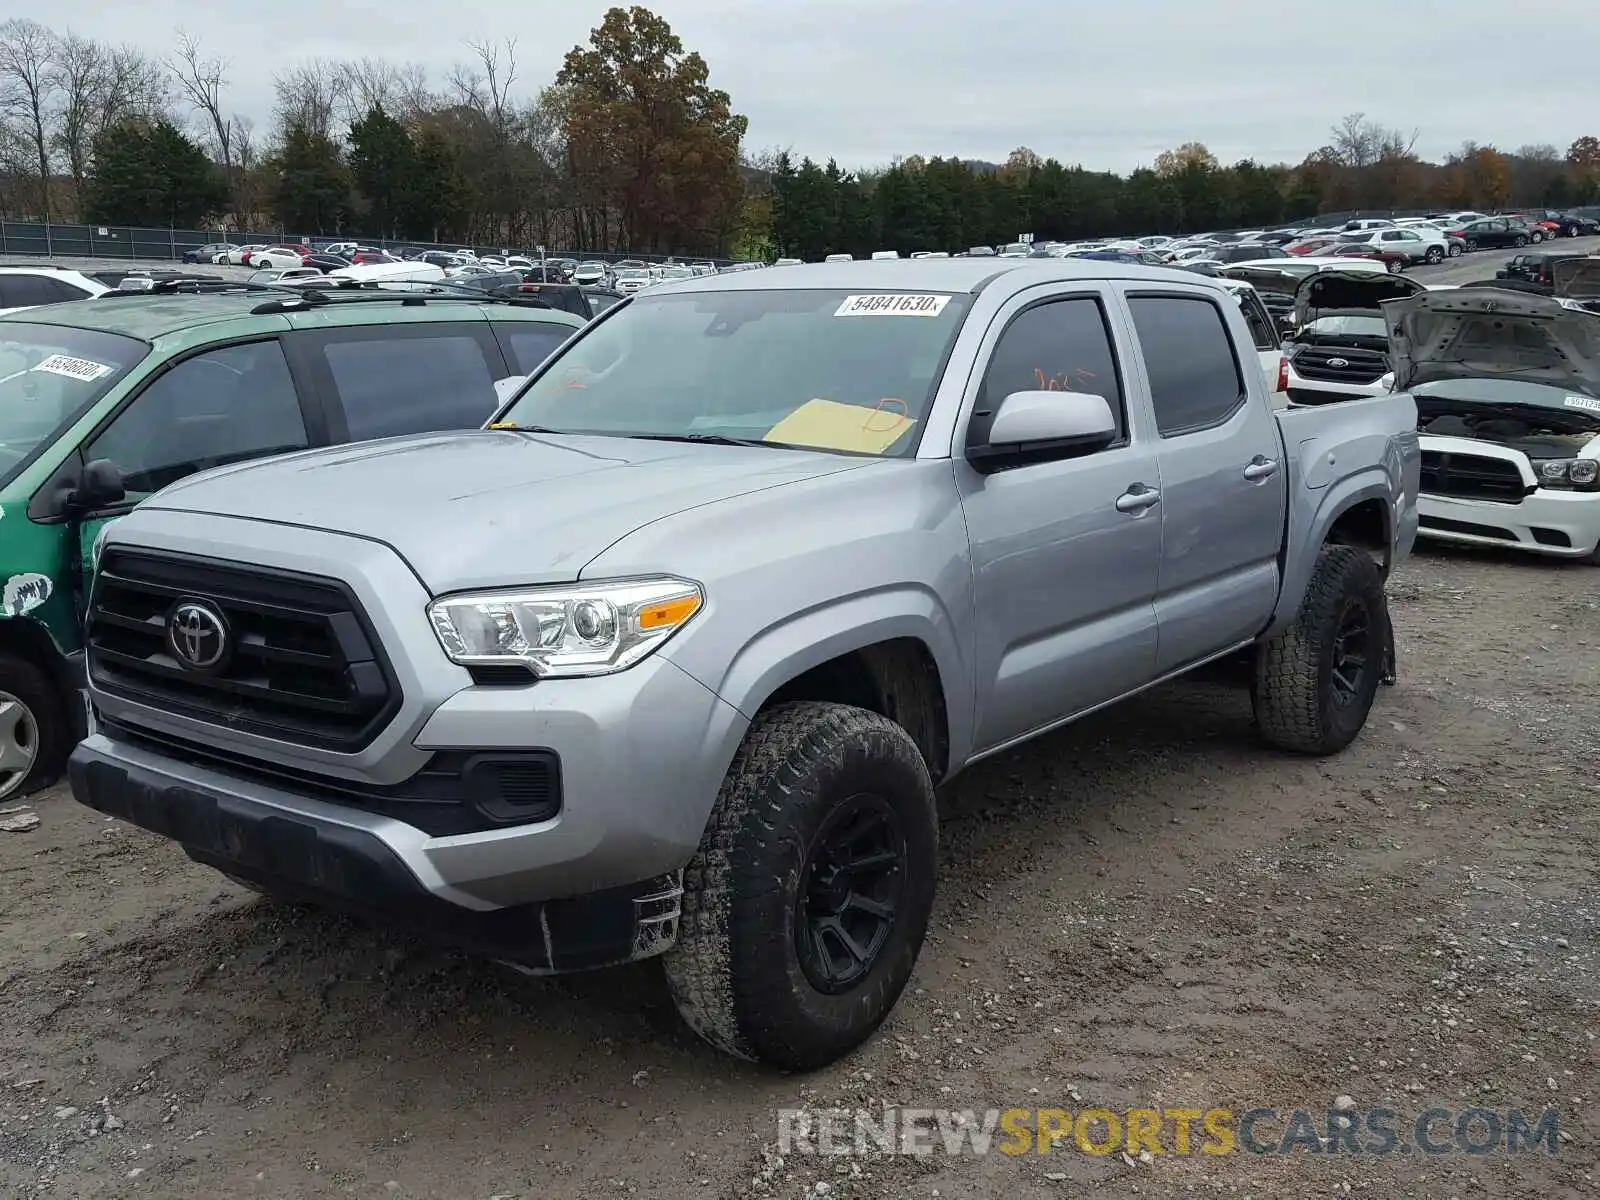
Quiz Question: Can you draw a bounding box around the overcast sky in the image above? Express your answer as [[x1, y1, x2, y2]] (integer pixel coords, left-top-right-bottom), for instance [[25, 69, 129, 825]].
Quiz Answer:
[[12, 0, 1600, 173]]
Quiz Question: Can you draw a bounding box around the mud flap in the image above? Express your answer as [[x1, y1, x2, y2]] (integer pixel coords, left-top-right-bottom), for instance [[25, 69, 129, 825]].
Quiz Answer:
[[1379, 592, 1397, 687]]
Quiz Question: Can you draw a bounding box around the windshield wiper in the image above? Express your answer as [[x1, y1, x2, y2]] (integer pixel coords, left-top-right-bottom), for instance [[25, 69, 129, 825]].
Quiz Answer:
[[622, 432, 775, 448]]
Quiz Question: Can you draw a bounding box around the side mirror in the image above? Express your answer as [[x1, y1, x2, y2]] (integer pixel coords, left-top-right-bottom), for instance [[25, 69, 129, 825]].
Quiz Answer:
[[968, 390, 1117, 472], [69, 459, 126, 511]]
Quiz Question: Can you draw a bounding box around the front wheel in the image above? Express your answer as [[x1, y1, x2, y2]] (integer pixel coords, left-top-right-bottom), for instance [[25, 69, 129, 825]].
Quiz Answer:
[[1253, 545, 1388, 756], [0, 654, 68, 801], [1571, 225, 1585, 238], [664, 701, 937, 1070], [1386, 258, 1403, 274], [1425, 246, 1444, 264]]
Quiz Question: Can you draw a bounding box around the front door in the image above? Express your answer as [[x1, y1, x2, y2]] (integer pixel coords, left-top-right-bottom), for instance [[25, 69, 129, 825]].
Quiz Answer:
[[1119, 287, 1289, 675], [955, 288, 1162, 753]]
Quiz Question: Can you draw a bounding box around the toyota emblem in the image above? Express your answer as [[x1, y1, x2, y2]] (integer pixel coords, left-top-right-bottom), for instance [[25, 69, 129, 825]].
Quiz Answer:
[[1326, 357, 1349, 369], [167, 601, 230, 670]]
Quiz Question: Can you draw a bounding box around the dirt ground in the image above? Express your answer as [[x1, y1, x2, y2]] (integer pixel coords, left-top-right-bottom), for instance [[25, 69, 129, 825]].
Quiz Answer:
[[1, 541, 1596, 1200]]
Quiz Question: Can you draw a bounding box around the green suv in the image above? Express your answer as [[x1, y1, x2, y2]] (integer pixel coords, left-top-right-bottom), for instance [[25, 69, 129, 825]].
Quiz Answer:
[[0, 286, 585, 798]]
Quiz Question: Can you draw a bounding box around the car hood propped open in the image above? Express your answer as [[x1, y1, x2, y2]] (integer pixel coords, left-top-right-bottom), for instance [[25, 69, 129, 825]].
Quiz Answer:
[[1293, 269, 1425, 324], [1552, 257, 1600, 301], [1383, 287, 1600, 396]]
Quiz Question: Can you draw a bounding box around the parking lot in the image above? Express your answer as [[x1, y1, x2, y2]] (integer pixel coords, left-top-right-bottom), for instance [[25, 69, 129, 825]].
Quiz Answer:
[[1, 248, 1597, 1200]]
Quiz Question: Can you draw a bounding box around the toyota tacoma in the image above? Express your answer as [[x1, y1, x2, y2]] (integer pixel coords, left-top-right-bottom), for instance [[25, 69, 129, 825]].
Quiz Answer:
[[71, 260, 1420, 1069]]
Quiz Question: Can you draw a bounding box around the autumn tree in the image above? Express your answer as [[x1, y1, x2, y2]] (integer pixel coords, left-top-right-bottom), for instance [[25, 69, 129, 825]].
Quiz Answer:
[[556, 5, 747, 254], [1154, 142, 1217, 178]]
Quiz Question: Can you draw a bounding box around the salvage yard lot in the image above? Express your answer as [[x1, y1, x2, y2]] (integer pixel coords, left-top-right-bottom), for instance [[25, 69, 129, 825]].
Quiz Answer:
[[1, 543, 1596, 1200]]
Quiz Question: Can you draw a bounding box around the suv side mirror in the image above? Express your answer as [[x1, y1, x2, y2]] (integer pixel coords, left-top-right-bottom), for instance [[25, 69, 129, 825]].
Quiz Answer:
[[69, 458, 126, 511], [968, 390, 1117, 472]]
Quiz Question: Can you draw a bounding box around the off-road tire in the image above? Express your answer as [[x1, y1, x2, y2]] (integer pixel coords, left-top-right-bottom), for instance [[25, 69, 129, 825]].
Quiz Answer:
[[1253, 545, 1388, 756], [664, 701, 937, 1070], [0, 652, 69, 800]]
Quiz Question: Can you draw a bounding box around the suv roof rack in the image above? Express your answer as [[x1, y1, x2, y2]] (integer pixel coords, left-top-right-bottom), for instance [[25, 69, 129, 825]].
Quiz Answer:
[[96, 278, 285, 298], [247, 281, 558, 315]]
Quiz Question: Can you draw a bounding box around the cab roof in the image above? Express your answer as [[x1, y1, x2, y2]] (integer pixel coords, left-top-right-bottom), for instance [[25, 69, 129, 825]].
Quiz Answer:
[[645, 258, 1221, 297], [2, 289, 583, 342]]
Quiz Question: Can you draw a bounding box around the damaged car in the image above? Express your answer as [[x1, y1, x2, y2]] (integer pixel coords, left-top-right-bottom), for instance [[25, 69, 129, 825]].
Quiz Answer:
[[1552, 256, 1600, 313], [1384, 287, 1600, 560], [1281, 269, 1425, 406]]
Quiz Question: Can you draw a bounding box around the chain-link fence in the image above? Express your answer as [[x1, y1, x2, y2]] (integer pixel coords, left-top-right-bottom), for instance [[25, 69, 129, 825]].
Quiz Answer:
[[0, 220, 741, 266]]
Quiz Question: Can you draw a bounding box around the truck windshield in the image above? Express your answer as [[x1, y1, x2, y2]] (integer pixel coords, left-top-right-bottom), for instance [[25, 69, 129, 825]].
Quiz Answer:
[[0, 323, 149, 487], [499, 289, 972, 457]]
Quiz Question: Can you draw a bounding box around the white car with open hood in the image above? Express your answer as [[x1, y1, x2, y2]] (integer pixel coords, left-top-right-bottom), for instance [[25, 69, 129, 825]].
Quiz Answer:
[[1281, 270, 1425, 406], [1385, 287, 1600, 560]]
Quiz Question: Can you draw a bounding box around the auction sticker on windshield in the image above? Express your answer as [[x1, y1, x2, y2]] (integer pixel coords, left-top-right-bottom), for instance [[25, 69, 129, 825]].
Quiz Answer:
[[31, 354, 113, 382], [1563, 394, 1600, 413], [834, 294, 952, 318]]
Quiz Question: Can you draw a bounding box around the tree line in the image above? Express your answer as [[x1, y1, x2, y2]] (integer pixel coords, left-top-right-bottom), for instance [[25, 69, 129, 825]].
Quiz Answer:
[[2, 10, 1598, 258]]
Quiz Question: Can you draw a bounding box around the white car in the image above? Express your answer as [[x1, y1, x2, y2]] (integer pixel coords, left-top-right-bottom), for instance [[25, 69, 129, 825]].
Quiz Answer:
[[1219, 278, 1290, 410], [572, 262, 610, 285], [221, 245, 268, 265], [0, 266, 109, 315], [248, 267, 323, 285], [1340, 226, 1452, 265], [1387, 287, 1600, 560], [823, 253, 854, 263], [614, 269, 652, 294], [1280, 269, 1425, 406], [248, 247, 307, 270], [327, 261, 446, 286], [870, 250, 901, 261]]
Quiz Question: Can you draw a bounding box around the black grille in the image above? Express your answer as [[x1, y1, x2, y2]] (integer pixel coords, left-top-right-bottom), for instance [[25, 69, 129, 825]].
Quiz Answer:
[[88, 548, 400, 752], [1419, 451, 1530, 504], [1291, 346, 1389, 384]]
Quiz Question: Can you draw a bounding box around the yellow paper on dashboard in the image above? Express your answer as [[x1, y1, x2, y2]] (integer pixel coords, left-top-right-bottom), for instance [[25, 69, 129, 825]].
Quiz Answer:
[[765, 398, 916, 454]]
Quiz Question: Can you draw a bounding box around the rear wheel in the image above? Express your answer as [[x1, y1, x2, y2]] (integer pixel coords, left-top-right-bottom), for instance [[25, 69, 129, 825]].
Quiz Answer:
[[1571, 225, 1584, 238], [665, 701, 938, 1070], [1253, 546, 1388, 757], [1448, 242, 1463, 257]]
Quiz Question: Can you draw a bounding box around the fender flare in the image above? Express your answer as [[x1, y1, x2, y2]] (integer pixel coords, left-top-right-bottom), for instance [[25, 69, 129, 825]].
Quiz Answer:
[[707, 585, 974, 770], [1265, 472, 1396, 641]]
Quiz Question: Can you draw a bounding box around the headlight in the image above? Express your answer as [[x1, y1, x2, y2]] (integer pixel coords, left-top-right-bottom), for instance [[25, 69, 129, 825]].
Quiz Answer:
[[427, 577, 703, 677], [1536, 458, 1600, 490]]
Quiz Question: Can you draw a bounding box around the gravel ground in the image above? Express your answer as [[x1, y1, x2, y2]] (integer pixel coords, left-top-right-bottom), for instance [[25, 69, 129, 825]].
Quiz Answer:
[[1, 542, 1596, 1199]]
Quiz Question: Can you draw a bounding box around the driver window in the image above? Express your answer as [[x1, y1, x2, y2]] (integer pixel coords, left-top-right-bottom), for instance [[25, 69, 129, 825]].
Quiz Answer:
[[968, 297, 1127, 448], [86, 340, 308, 498]]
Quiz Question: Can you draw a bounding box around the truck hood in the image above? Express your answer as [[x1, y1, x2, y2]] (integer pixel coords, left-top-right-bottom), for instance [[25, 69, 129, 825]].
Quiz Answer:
[[1552, 257, 1600, 299], [141, 430, 874, 592], [1383, 288, 1600, 396], [1293, 269, 1424, 323]]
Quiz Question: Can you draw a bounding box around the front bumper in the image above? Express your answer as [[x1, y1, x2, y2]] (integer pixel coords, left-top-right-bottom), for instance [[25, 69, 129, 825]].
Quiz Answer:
[[1417, 488, 1600, 558], [69, 735, 684, 971]]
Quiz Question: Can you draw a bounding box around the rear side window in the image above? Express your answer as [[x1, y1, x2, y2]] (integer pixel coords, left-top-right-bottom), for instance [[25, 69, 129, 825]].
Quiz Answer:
[[317, 329, 501, 440], [970, 297, 1126, 447], [1127, 296, 1246, 437], [496, 323, 575, 374], [1233, 292, 1279, 352]]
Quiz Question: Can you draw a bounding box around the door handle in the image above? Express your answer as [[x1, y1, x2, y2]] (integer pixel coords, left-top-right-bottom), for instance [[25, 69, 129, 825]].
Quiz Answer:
[[1115, 484, 1161, 513], [1243, 456, 1279, 482]]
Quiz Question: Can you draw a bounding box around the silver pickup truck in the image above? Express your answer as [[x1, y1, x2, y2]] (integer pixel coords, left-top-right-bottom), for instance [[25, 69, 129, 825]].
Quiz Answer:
[[70, 261, 1420, 1069]]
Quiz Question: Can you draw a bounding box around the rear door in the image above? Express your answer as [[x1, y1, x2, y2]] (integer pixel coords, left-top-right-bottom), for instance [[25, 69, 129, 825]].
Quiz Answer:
[[287, 321, 511, 442], [1117, 285, 1289, 674], [491, 319, 582, 376]]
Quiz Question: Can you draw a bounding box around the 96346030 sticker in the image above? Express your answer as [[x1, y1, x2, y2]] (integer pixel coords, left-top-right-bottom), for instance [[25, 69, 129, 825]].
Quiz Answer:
[[31, 353, 114, 382], [834, 294, 952, 318]]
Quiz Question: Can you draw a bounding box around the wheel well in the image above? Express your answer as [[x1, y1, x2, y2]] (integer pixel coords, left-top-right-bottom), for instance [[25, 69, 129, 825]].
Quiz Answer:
[[760, 639, 950, 781], [1326, 500, 1391, 572]]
